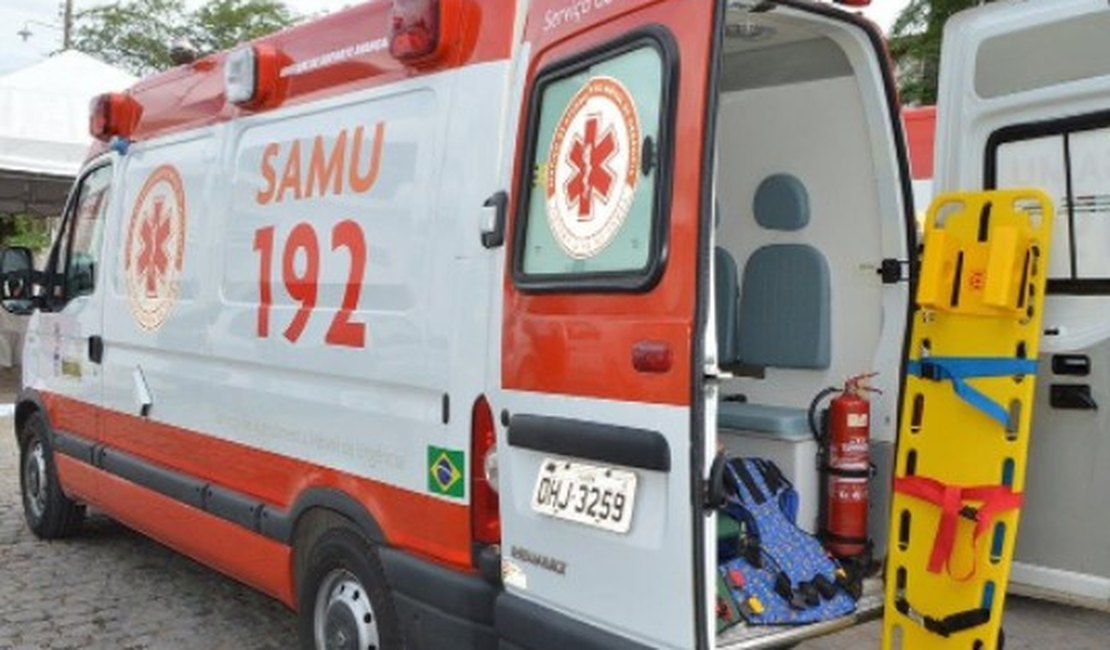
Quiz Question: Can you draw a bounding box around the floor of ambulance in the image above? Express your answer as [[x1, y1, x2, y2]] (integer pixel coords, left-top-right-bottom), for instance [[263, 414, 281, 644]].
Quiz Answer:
[[717, 577, 883, 649]]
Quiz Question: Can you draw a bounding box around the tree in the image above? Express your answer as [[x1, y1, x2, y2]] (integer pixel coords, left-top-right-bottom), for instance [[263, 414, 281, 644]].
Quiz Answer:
[[189, 0, 298, 56], [0, 214, 52, 252], [72, 0, 298, 77], [889, 0, 989, 106]]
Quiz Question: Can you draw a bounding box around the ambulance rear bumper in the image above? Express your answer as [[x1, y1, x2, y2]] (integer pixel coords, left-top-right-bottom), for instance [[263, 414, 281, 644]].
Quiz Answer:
[[380, 546, 654, 650], [380, 547, 500, 650], [381, 548, 883, 650]]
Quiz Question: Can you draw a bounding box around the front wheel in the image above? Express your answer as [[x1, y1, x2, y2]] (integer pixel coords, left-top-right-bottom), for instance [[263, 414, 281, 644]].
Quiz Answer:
[[297, 526, 402, 650], [19, 411, 85, 539]]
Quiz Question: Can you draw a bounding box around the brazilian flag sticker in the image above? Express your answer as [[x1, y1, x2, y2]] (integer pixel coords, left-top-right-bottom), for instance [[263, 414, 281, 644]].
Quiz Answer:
[[428, 446, 465, 499]]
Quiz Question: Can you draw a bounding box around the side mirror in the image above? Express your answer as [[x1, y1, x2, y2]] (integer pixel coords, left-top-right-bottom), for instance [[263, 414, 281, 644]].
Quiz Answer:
[[0, 246, 36, 315]]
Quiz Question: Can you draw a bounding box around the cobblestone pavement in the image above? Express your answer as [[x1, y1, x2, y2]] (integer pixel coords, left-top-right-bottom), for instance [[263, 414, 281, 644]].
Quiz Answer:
[[2, 411, 1108, 649], [0, 417, 297, 650]]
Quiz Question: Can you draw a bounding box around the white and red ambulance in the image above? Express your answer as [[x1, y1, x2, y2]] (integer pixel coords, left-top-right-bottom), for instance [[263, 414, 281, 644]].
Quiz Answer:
[[5, 0, 1110, 648]]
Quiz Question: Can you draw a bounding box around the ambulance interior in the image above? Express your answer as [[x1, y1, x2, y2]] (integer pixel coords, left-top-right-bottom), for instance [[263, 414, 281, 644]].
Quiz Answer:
[[710, 7, 911, 640]]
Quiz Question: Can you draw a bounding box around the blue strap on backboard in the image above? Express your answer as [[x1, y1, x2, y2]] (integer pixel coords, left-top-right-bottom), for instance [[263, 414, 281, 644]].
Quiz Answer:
[[907, 357, 1038, 428]]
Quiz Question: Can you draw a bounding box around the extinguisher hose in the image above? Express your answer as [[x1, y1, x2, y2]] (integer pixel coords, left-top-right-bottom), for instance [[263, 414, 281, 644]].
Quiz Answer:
[[807, 386, 841, 445]]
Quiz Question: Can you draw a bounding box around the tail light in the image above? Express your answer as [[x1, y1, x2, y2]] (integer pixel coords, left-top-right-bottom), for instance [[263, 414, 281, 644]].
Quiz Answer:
[[834, 0, 872, 6], [89, 93, 142, 142], [390, 0, 453, 62], [471, 395, 501, 546], [225, 45, 285, 110]]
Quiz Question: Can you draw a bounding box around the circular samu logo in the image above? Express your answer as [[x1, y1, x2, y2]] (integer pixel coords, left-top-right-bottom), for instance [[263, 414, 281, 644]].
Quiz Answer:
[[124, 165, 187, 330], [546, 75, 641, 260]]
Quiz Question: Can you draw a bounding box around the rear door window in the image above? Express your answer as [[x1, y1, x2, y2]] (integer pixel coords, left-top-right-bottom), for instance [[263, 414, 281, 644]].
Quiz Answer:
[[513, 37, 675, 291]]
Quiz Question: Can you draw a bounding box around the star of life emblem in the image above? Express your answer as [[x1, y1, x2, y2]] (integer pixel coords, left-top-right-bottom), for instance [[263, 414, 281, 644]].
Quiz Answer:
[[124, 165, 187, 330], [545, 76, 642, 260]]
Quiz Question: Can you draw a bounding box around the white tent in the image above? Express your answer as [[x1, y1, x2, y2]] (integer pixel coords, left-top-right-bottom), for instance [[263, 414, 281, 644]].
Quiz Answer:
[[0, 51, 136, 367], [0, 50, 136, 216]]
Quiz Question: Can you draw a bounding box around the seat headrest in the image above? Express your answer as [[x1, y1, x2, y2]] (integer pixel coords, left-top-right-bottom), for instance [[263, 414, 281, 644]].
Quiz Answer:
[[753, 173, 810, 231]]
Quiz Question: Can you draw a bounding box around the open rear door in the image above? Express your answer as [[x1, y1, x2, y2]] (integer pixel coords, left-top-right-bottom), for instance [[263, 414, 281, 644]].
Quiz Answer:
[[493, 1, 718, 649], [935, 0, 1110, 606]]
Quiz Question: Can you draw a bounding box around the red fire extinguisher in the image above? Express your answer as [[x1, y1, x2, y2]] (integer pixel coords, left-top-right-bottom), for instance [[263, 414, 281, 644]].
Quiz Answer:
[[809, 373, 880, 560]]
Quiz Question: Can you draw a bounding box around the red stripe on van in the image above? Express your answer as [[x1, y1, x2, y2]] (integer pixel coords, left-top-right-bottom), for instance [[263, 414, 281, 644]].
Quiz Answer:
[[42, 393, 473, 572], [56, 454, 297, 607]]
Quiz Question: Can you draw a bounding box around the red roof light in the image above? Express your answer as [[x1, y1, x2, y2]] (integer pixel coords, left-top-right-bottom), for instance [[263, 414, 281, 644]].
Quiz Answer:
[[89, 93, 142, 142], [391, 0, 455, 63]]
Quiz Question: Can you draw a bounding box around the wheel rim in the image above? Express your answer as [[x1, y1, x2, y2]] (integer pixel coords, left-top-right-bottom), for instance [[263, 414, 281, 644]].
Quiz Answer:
[[23, 440, 48, 520], [314, 569, 380, 650]]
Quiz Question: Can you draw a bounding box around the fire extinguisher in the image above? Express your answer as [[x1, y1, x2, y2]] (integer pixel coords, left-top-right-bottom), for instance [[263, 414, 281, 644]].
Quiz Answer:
[[808, 373, 880, 562]]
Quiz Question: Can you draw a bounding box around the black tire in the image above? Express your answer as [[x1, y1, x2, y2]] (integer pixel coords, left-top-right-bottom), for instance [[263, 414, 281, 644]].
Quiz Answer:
[[19, 411, 85, 539], [297, 525, 402, 650]]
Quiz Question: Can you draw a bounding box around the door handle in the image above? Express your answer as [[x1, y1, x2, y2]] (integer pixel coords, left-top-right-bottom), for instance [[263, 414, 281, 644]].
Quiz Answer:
[[481, 191, 508, 249], [88, 335, 103, 364], [1051, 354, 1090, 376]]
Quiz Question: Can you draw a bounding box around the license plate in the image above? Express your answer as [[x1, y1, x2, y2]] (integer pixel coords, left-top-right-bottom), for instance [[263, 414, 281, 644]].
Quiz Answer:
[[530, 458, 637, 534]]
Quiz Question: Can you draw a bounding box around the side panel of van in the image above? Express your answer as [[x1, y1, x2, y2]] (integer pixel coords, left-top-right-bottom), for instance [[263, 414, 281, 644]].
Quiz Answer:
[[44, 62, 512, 606], [936, 0, 1110, 606]]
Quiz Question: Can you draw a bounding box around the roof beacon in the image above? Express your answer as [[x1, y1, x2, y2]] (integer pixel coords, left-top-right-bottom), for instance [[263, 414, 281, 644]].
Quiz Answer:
[[89, 93, 141, 142], [391, 0, 445, 62], [225, 45, 284, 110]]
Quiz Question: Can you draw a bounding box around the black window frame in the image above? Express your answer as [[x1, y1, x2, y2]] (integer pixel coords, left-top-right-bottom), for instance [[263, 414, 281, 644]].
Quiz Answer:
[[985, 110, 1110, 295], [510, 26, 680, 294], [43, 160, 113, 311]]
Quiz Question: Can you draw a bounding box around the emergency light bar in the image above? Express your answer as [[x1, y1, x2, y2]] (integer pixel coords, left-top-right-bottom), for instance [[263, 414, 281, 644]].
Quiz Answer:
[[225, 45, 284, 110], [390, 0, 456, 63], [89, 93, 142, 142]]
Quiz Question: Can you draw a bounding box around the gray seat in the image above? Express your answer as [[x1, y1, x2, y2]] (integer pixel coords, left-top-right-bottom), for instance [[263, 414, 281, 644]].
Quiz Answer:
[[717, 403, 812, 440], [717, 173, 830, 436], [715, 247, 741, 367], [754, 173, 811, 231], [736, 244, 830, 370]]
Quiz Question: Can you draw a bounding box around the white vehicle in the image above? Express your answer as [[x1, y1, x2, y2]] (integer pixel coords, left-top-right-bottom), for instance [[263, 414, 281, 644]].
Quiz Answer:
[[3, 1, 1106, 649], [936, 0, 1110, 610]]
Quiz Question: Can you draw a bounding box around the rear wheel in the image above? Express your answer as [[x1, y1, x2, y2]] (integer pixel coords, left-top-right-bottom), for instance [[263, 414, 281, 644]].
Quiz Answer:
[[19, 411, 85, 539], [297, 526, 402, 650]]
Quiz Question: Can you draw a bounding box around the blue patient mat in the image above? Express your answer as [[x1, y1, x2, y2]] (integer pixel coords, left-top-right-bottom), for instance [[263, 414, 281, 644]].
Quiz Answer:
[[719, 458, 857, 626]]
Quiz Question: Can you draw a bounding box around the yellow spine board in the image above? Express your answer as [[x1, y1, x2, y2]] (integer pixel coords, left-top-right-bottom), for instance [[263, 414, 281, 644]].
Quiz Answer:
[[882, 190, 1053, 650]]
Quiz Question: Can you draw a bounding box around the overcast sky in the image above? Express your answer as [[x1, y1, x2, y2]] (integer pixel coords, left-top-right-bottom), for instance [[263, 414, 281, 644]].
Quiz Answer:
[[0, 0, 909, 76]]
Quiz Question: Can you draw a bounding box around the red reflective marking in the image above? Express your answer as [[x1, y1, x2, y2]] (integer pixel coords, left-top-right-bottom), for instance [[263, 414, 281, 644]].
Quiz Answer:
[[137, 200, 172, 296], [325, 219, 368, 348], [256, 221, 370, 348], [566, 116, 618, 220], [253, 226, 275, 337], [349, 123, 385, 194], [282, 222, 320, 343], [56, 454, 296, 608], [46, 393, 475, 573], [631, 341, 673, 374]]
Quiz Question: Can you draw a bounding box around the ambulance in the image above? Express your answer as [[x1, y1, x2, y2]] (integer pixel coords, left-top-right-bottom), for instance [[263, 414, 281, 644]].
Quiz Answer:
[[4, 0, 1109, 648]]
